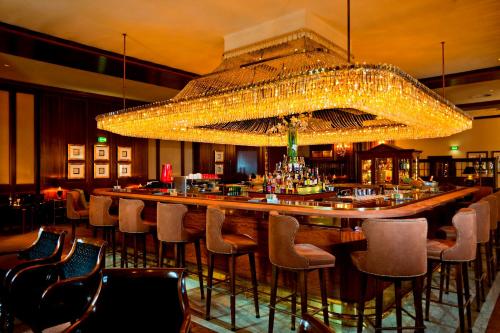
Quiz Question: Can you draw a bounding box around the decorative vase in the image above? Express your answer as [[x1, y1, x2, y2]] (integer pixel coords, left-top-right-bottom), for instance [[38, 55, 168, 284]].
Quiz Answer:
[[160, 163, 173, 183], [287, 125, 298, 164]]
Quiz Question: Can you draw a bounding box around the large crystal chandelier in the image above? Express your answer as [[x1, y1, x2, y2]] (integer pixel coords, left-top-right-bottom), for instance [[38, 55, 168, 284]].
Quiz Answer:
[[96, 29, 472, 146]]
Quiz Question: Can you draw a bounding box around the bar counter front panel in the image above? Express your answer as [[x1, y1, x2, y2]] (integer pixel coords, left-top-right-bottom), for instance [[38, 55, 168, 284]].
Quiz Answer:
[[93, 187, 476, 304]]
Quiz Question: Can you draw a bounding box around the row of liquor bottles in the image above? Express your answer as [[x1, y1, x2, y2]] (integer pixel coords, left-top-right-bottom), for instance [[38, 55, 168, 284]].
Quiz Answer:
[[261, 155, 331, 194]]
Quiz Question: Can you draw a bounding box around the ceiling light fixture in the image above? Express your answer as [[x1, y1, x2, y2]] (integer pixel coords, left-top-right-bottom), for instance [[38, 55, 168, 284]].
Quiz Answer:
[[96, 15, 471, 146]]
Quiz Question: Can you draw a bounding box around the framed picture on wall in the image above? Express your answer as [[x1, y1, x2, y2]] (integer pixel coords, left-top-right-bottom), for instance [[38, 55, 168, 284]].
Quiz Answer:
[[93, 163, 110, 179], [492, 151, 500, 170], [215, 151, 224, 162], [94, 145, 109, 161], [215, 163, 224, 175], [117, 146, 132, 161], [466, 151, 488, 159], [118, 163, 132, 178], [68, 144, 85, 160], [68, 163, 85, 179]]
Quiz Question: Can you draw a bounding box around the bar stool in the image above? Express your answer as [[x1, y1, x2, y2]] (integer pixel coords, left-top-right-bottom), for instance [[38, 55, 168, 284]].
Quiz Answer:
[[66, 190, 89, 240], [352, 218, 427, 333], [438, 200, 490, 310], [494, 191, 500, 270], [157, 202, 205, 299], [481, 194, 498, 281], [89, 195, 119, 267], [426, 208, 476, 333], [268, 214, 335, 333], [118, 198, 150, 268], [205, 206, 259, 331]]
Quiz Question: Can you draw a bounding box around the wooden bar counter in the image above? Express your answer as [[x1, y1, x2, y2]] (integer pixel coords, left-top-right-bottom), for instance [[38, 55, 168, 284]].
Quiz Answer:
[[94, 187, 476, 305]]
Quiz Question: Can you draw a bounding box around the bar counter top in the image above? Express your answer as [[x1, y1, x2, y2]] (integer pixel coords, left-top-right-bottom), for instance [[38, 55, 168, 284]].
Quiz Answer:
[[93, 186, 477, 219]]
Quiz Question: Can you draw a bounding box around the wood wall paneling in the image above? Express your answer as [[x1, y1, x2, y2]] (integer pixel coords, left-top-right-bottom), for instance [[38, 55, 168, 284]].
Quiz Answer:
[[0, 91, 9, 184], [1, 78, 150, 195], [15, 93, 35, 184]]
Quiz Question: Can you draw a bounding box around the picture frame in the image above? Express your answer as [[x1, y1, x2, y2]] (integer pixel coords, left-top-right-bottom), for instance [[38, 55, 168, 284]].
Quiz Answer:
[[67, 163, 85, 179], [215, 163, 224, 175], [117, 163, 132, 178], [466, 151, 488, 159], [214, 150, 224, 162], [68, 144, 85, 160], [492, 151, 500, 171], [94, 145, 109, 161], [117, 146, 132, 162], [93, 163, 110, 179]]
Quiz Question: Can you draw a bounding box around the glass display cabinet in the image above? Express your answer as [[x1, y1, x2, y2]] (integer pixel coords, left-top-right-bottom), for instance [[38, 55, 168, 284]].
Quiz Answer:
[[357, 144, 421, 185]]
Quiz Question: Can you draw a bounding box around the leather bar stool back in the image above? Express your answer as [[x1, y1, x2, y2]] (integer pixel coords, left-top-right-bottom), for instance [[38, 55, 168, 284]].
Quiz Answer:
[[495, 191, 500, 271], [481, 194, 498, 280], [157, 203, 205, 299], [118, 199, 150, 268], [89, 195, 118, 267], [352, 218, 427, 333], [426, 208, 477, 333], [205, 206, 259, 331], [268, 214, 335, 333], [66, 190, 89, 240], [469, 200, 492, 307]]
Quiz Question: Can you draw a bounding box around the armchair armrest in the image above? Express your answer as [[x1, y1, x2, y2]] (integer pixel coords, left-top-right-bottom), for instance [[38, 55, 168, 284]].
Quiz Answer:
[[8, 263, 59, 298], [3, 256, 59, 285], [38, 271, 102, 325]]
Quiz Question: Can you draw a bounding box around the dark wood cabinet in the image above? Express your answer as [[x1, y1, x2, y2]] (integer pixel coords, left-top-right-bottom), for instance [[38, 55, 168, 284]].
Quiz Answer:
[[356, 144, 421, 185], [419, 156, 497, 188]]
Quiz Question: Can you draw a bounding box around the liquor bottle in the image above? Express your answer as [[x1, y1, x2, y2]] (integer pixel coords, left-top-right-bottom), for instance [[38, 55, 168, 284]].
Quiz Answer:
[[266, 174, 272, 194], [263, 173, 268, 194]]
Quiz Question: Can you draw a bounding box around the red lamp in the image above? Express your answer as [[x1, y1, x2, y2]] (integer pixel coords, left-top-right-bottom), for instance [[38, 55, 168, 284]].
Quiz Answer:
[[160, 163, 173, 183]]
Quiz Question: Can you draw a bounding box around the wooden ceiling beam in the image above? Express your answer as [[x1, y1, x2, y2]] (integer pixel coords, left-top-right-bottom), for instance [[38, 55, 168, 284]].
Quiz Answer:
[[0, 22, 198, 91], [419, 66, 500, 89]]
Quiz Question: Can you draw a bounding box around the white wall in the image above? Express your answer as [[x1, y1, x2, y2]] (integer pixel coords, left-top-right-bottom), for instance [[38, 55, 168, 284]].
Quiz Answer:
[[395, 117, 500, 158]]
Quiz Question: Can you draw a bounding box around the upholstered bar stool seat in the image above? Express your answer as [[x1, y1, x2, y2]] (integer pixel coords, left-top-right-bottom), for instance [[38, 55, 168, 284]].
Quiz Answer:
[[118, 199, 151, 268], [89, 195, 119, 267], [352, 218, 427, 333], [425, 208, 477, 333], [268, 214, 335, 333], [222, 234, 257, 252], [157, 203, 205, 300], [205, 206, 260, 331], [427, 239, 456, 258]]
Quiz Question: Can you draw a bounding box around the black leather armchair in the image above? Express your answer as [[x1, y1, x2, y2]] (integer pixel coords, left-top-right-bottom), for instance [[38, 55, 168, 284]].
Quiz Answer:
[[0, 227, 66, 330], [63, 268, 191, 333], [7, 237, 106, 333], [0, 227, 66, 285]]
